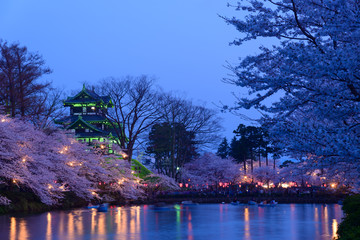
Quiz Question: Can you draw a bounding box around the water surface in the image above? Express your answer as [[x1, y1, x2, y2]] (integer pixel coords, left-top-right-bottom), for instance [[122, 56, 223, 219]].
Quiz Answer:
[[0, 203, 343, 240]]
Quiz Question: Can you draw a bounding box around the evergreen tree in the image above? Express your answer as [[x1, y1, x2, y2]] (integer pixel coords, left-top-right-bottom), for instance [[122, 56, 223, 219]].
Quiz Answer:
[[229, 136, 249, 173], [147, 122, 197, 179], [216, 137, 229, 159]]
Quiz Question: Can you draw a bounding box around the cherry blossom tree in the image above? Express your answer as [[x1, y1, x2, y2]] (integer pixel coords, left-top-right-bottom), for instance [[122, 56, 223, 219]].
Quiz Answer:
[[252, 166, 280, 185], [0, 113, 154, 205], [223, 0, 360, 189], [279, 162, 321, 186], [181, 152, 241, 189], [141, 173, 180, 198]]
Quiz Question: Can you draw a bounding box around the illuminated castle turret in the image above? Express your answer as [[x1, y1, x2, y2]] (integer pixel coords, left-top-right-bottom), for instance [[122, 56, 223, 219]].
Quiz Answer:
[[55, 85, 119, 146]]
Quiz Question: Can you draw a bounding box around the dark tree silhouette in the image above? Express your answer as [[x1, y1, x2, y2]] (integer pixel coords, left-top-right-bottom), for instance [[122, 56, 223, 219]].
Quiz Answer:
[[147, 122, 197, 180], [216, 137, 229, 159], [0, 40, 51, 118]]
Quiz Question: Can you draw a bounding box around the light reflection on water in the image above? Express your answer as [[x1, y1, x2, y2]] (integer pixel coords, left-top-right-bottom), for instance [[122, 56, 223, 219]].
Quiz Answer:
[[0, 204, 343, 240]]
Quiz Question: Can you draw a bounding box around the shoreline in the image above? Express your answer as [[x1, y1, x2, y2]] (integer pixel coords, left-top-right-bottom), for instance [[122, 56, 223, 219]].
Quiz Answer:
[[129, 195, 345, 205], [0, 192, 346, 215]]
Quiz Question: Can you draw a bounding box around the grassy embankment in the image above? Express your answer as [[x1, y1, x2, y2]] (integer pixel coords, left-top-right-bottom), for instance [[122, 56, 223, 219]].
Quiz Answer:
[[131, 159, 152, 179]]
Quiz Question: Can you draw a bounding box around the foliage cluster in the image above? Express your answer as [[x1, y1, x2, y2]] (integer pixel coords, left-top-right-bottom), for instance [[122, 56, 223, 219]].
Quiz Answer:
[[224, 0, 360, 190], [337, 195, 360, 240], [0, 114, 177, 207], [147, 122, 198, 179], [181, 153, 240, 188], [217, 124, 279, 173]]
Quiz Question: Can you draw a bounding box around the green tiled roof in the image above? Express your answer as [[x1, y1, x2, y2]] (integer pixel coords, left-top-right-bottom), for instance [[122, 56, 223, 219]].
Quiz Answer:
[[67, 116, 105, 133], [55, 115, 108, 125], [63, 84, 113, 107]]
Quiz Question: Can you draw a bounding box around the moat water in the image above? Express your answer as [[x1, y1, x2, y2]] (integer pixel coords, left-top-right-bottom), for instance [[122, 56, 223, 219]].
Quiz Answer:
[[0, 203, 343, 240]]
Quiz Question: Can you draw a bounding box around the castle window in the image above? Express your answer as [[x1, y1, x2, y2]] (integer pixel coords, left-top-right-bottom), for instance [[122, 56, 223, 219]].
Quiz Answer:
[[73, 107, 82, 113]]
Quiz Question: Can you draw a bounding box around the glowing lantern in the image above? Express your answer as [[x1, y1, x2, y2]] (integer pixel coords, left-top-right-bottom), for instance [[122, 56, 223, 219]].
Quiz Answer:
[[179, 183, 183, 188], [219, 182, 223, 187], [185, 183, 189, 188], [330, 183, 336, 188], [59, 146, 69, 154]]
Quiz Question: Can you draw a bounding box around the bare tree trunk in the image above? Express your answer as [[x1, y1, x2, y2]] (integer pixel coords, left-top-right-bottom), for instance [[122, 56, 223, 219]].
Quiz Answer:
[[243, 156, 246, 174], [273, 158, 276, 170], [250, 157, 254, 173], [266, 149, 268, 166], [170, 123, 176, 178], [126, 142, 134, 163], [258, 149, 261, 167], [8, 76, 15, 117], [17, 53, 25, 117]]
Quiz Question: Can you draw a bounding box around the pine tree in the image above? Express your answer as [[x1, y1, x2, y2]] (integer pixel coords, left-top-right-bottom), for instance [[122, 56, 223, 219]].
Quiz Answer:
[[216, 137, 229, 159]]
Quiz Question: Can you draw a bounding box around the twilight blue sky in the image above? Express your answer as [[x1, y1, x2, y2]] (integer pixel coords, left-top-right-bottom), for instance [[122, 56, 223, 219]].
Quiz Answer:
[[0, 0, 264, 141]]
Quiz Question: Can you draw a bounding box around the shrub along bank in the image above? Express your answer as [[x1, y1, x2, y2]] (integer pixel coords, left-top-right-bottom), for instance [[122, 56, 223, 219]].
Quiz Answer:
[[0, 185, 87, 214], [337, 194, 360, 240]]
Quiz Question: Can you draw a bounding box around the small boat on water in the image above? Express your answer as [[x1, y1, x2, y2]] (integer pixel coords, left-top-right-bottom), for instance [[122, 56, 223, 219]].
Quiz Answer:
[[231, 201, 240, 205], [84, 204, 99, 209], [97, 203, 109, 212], [248, 201, 258, 205], [153, 202, 172, 210], [181, 201, 195, 205], [258, 200, 278, 207]]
